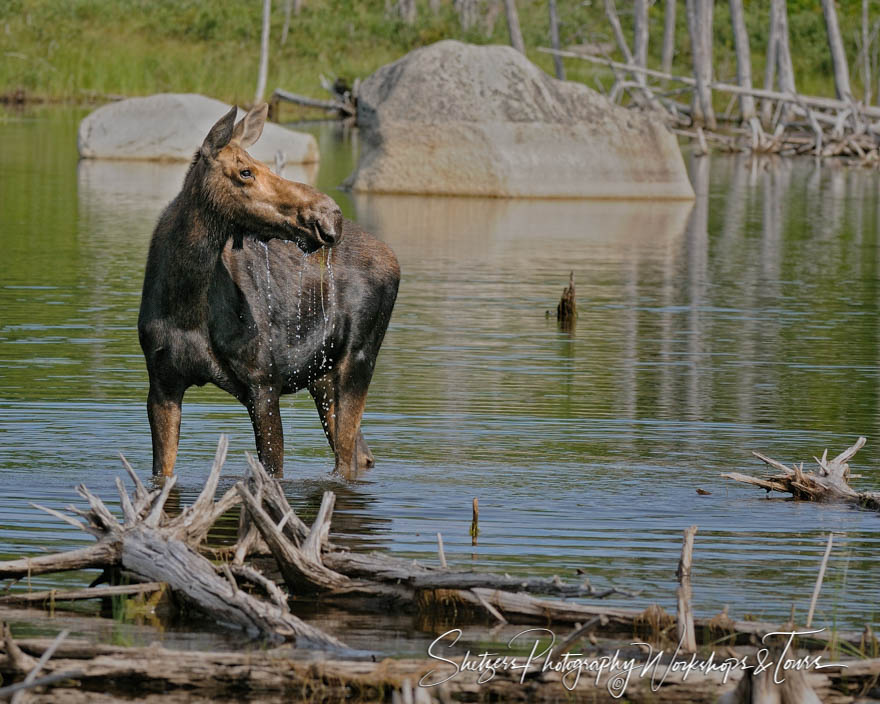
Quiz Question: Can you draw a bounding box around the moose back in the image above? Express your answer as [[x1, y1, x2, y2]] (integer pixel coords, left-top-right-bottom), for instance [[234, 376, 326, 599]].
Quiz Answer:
[[137, 104, 399, 478]]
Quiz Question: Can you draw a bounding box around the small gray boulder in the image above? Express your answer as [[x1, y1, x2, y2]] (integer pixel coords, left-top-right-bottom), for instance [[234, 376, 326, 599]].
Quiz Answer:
[[78, 93, 318, 164], [348, 40, 693, 199]]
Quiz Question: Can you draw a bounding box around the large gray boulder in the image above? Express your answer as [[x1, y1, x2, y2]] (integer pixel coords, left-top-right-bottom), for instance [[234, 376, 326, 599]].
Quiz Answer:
[[78, 93, 318, 164], [348, 40, 693, 199]]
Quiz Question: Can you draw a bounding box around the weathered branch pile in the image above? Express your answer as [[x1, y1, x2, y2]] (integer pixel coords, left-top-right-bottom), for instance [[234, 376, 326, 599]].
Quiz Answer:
[[723, 436, 880, 511], [4, 435, 880, 701], [537, 0, 880, 164]]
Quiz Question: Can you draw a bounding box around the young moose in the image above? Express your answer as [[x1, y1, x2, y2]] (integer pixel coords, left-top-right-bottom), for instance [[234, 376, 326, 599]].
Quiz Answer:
[[138, 104, 399, 478]]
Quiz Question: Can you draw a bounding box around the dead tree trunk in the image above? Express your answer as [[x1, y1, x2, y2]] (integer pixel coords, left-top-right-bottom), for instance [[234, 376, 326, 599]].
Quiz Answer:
[[821, 0, 853, 101], [604, 0, 662, 110], [862, 0, 872, 104], [255, 0, 272, 103], [280, 0, 292, 45], [773, 0, 797, 115], [503, 0, 525, 54], [661, 0, 676, 74], [548, 0, 565, 80], [686, 0, 716, 128], [633, 0, 649, 69], [729, 0, 756, 120], [397, 0, 416, 24], [676, 525, 697, 652], [761, 4, 779, 126], [556, 272, 576, 327], [455, 0, 476, 30]]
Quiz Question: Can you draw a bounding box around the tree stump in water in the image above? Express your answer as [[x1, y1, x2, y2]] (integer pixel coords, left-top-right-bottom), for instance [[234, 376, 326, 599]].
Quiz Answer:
[[723, 437, 880, 511], [556, 271, 577, 328]]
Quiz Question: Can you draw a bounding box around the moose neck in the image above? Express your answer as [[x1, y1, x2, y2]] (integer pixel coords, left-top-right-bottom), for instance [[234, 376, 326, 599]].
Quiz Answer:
[[162, 157, 238, 327]]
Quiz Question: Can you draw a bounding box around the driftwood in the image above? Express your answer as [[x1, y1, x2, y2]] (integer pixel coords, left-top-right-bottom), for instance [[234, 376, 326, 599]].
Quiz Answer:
[[2, 628, 879, 703], [0, 582, 163, 607], [271, 88, 354, 117], [6, 431, 880, 704], [0, 437, 342, 648], [723, 436, 880, 511]]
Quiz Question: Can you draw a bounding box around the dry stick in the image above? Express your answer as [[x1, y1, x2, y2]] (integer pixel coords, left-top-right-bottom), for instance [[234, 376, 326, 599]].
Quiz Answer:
[[0, 670, 84, 699], [272, 88, 353, 116], [436, 533, 448, 568], [470, 497, 479, 546], [604, 0, 633, 65], [676, 525, 697, 652], [806, 533, 834, 628], [555, 615, 607, 655], [11, 629, 69, 704], [471, 588, 507, 624]]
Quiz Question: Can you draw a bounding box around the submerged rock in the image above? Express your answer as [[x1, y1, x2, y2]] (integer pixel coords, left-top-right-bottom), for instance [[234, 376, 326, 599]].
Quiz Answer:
[[348, 40, 693, 199], [78, 93, 318, 164]]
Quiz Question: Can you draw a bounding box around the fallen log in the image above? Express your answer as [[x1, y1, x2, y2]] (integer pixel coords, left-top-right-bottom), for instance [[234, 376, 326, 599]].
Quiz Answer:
[[723, 436, 880, 510], [0, 582, 164, 606], [0, 436, 343, 648], [271, 88, 354, 116], [2, 630, 879, 704]]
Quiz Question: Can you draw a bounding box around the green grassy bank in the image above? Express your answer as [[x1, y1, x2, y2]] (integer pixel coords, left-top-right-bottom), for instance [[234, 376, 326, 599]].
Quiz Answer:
[[0, 0, 874, 107]]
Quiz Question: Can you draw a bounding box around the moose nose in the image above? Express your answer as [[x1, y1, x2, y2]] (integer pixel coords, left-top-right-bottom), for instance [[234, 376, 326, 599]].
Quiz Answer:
[[317, 206, 344, 247]]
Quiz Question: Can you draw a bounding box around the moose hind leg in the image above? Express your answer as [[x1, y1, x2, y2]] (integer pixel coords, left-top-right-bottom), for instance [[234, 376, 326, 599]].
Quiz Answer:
[[309, 373, 374, 471], [147, 384, 185, 477], [247, 388, 285, 475]]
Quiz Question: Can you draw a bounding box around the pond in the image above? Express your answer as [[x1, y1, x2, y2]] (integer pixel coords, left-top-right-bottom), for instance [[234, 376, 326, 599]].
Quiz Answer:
[[0, 106, 878, 654]]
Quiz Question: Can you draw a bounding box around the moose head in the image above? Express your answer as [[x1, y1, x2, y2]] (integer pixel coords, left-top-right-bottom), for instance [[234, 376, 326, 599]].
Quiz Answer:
[[196, 103, 343, 252]]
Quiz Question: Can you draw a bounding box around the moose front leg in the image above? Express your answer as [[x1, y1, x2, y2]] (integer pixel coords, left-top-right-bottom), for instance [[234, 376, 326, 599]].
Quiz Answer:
[[247, 388, 285, 475], [309, 373, 374, 473], [147, 384, 185, 477]]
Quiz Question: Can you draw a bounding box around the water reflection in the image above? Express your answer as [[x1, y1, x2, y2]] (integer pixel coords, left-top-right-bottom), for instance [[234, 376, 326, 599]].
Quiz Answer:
[[1, 113, 879, 646]]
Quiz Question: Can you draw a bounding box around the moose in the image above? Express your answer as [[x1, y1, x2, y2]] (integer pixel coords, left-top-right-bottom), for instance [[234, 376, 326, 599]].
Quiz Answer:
[[138, 104, 400, 478]]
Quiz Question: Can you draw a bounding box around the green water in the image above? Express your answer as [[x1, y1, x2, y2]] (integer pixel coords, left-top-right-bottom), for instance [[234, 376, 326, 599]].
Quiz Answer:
[[1, 106, 879, 653]]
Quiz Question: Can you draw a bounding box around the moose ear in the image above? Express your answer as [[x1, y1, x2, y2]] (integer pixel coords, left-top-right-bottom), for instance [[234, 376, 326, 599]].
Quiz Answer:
[[200, 106, 238, 159], [231, 103, 268, 149]]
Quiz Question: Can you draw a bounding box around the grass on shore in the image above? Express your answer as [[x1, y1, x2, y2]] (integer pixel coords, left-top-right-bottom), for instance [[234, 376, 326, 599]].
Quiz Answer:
[[0, 0, 875, 108]]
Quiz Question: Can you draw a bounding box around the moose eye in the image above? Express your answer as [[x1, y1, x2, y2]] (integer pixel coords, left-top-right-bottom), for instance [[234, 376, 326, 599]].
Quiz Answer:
[[240, 169, 253, 179]]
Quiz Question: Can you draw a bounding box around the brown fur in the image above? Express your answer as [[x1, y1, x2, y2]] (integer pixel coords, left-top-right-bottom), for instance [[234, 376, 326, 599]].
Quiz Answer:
[[138, 105, 399, 477]]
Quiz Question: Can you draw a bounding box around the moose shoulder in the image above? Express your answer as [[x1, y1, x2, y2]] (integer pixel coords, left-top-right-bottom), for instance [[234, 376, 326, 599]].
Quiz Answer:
[[138, 104, 399, 478]]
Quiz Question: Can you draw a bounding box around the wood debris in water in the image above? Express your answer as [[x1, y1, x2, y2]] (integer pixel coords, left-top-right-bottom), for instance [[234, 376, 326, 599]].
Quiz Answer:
[[723, 436, 880, 510]]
